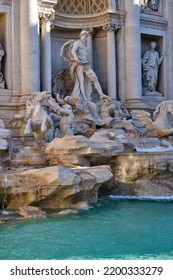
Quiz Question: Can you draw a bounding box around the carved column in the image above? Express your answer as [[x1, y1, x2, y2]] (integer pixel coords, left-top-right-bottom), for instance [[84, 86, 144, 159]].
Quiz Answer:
[[124, 0, 147, 109], [116, 23, 126, 102], [103, 24, 117, 102], [86, 28, 94, 69], [40, 13, 54, 92], [20, 0, 40, 96]]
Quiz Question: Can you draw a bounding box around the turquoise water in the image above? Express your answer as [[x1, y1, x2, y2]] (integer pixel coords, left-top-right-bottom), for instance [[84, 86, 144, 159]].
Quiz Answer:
[[1, 197, 173, 260]]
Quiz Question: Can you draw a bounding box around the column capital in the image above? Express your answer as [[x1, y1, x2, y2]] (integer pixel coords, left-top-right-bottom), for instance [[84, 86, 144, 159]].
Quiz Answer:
[[39, 12, 55, 29], [84, 27, 96, 37], [102, 23, 121, 32]]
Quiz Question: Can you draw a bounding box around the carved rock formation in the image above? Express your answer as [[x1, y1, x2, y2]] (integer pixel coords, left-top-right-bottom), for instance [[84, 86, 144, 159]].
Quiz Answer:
[[0, 165, 112, 210], [102, 150, 173, 197], [18, 206, 47, 219], [44, 135, 124, 167]]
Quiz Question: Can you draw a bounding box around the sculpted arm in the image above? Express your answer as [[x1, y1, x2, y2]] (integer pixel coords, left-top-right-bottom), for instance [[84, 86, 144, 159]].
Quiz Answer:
[[48, 98, 69, 116], [158, 52, 164, 65]]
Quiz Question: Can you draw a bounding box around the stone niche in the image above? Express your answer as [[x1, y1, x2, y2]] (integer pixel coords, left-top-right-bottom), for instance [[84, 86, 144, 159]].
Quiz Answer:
[[51, 29, 79, 96], [141, 33, 165, 109], [51, 0, 121, 97], [51, 27, 107, 97]]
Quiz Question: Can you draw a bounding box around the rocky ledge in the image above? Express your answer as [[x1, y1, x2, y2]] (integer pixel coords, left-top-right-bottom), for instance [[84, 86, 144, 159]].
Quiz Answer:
[[0, 165, 112, 210]]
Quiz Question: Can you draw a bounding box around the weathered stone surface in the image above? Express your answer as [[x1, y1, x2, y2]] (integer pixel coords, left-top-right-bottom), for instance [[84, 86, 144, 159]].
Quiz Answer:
[[133, 179, 173, 197], [11, 146, 47, 167], [0, 120, 11, 151], [112, 152, 173, 182], [44, 135, 124, 167], [102, 151, 173, 197], [18, 206, 47, 219], [0, 139, 8, 150], [51, 209, 78, 217], [0, 128, 11, 139], [0, 165, 112, 210]]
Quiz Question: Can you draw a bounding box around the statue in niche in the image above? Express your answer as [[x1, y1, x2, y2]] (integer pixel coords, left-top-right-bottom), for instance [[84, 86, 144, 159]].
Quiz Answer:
[[60, 30, 108, 101], [141, 0, 159, 13], [141, 41, 164, 95], [0, 43, 5, 89]]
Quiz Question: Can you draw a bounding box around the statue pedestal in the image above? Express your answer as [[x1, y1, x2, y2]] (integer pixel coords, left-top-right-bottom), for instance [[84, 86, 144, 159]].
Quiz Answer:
[[143, 91, 165, 110], [144, 91, 163, 97]]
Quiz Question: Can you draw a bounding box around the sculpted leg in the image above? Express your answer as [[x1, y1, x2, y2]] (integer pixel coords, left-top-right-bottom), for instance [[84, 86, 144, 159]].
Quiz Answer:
[[24, 118, 34, 135], [86, 69, 108, 99], [76, 66, 87, 100], [41, 115, 53, 132]]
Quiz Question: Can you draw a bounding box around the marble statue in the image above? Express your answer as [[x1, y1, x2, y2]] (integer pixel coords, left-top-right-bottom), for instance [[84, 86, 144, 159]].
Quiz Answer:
[[47, 96, 74, 138], [134, 100, 173, 137], [9, 91, 54, 142], [142, 41, 164, 95], [60, 30, 108, 100]]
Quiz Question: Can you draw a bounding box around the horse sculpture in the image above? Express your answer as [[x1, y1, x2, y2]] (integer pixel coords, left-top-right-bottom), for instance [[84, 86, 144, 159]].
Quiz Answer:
[[134, 100, 173, 137], [9, 91, 54, 142]]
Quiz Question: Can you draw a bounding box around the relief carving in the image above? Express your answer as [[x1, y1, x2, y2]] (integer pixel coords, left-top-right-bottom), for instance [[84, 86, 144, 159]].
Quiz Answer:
[[141, 0, 162, 15]]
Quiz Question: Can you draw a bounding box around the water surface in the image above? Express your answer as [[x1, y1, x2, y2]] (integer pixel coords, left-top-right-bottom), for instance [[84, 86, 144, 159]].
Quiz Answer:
[[0, 197, 173, 260]]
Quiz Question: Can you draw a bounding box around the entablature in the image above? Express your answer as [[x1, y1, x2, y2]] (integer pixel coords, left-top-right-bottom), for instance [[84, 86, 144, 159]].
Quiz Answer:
[[54, 10, 124, 30], [140, 13, 168, 31], [37, 0, 57, 14]]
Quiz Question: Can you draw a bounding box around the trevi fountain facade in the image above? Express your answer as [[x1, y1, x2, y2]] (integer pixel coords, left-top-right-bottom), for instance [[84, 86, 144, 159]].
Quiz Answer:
[[0, 0, 173, 219]]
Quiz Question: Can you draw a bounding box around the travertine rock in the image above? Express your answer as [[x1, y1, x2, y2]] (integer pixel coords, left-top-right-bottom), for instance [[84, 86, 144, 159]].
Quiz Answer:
[[44, 135, 124, 167], [102, 151, 173, 197], [0, 165, 112, 210], [18, 206, 47, 219], [11, 146, 47, 167], [0, 120, 11, 151]]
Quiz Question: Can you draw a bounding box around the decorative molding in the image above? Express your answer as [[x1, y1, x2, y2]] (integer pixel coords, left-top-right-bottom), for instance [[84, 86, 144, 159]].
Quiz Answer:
[[37, 0, 57, 14], [54, 10, 123, 30], [38, 1, 57, 29], [39, 12, 54, 21], [140, 15, 168, 31], [102, 23, 120, 31]]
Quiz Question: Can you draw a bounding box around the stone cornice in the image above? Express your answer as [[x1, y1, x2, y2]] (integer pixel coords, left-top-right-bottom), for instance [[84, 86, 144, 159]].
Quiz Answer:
[[54, 10, 125, 30], [37, 0, 57, 14], [140, 13, 168, 31]]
